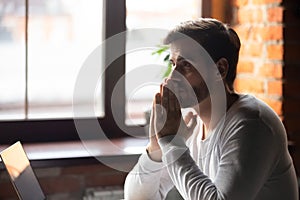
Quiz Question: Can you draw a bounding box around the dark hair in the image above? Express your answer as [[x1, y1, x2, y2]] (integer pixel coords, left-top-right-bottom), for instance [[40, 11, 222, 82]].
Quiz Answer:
[[164, 18, 241, 90]]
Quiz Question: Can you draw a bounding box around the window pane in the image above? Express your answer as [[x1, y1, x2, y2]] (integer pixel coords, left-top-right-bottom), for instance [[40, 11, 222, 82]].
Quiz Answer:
[[0, 1, 26, 120], [28, 0, 104, 119], [126, 0, 200, 125]]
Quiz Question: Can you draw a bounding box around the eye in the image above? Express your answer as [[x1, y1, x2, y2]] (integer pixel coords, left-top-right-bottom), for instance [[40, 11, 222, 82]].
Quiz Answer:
[[181, 60, 193, 71]]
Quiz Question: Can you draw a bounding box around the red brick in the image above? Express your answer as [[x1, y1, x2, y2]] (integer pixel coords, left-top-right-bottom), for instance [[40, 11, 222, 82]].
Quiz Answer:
[[234, 25, 251, 41], [237, 61, 254, 73], [240, 42, 264, 57], [267, 44, 283, 60], [267, 7, 283, 22], [267, 80, 282, 95], [237, 26, 283, 41], [237, 8, 263, 24], [266, 26, 283, 41], [253, 26, 283, 41], [252, 0, 282, 5], [259, 63, 282, 78], [234, 77, 265, 93], [233, 0, 249, 7]]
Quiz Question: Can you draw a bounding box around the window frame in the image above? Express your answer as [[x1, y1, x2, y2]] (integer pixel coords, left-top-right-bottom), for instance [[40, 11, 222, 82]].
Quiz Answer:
[[0, 0, 208, 145], [0, 0, 144, 144]]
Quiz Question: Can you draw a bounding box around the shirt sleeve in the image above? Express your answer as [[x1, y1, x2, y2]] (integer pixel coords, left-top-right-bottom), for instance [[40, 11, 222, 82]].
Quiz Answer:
[[124, 149, 174, 200], [158, 119, 282, 200]]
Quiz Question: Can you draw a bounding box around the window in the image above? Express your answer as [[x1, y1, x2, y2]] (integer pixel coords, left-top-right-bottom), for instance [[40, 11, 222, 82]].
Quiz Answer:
[[0, 0, 26, 119], [0, 0, 124, 144], [125, 0, 201, 125], [27, 0, 104, 119], [0, 0, 203, 144], [0, 0, 104, 120]]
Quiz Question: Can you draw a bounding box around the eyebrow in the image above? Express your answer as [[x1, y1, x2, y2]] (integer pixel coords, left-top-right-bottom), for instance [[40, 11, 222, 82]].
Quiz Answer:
[[170, 55, 194, 64], [177, 57, 185, 62], [169, 57, 184, 66], [177, 56, 194, 63]]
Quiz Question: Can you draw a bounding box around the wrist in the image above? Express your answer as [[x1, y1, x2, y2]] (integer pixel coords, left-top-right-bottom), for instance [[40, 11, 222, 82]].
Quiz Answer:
[[158, 135, 186, 151], [146, 144, 162, 162]]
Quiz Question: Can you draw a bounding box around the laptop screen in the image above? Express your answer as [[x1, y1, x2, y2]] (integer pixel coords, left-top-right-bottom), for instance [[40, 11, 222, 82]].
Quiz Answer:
[[0, 141, 45, 200]]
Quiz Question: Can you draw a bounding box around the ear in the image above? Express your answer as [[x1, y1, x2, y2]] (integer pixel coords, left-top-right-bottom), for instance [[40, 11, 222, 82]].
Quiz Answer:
[[216, 58, 229, 79]]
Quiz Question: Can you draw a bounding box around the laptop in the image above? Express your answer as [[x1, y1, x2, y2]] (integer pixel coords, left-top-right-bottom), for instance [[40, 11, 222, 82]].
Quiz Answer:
[[0, 141, 46, 200]]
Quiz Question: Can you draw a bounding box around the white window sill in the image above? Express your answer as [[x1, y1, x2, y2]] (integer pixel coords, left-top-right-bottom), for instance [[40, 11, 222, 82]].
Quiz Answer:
[[0, 137, 148, 168]]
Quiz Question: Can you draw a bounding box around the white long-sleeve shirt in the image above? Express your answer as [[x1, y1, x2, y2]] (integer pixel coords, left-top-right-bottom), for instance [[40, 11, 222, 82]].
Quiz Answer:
[[124, 94, 298, 200]]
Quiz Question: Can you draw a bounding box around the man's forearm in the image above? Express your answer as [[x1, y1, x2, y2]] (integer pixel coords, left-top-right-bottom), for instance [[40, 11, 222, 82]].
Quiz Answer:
[[146, 143, 162, 162], [124, 151, 173, 200], [158, 135, 221, 200]]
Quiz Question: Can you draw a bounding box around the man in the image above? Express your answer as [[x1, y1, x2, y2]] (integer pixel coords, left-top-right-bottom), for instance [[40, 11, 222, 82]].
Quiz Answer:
[[124, 18, 298, 200]]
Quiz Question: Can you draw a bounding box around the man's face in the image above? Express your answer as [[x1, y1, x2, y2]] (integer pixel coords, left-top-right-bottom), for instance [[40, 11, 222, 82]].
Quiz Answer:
[[169, 38, 211, 108]]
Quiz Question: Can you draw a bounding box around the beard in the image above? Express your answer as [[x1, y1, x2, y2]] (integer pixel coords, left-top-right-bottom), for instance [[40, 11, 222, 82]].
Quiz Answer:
[[176, 83, 209, 108]]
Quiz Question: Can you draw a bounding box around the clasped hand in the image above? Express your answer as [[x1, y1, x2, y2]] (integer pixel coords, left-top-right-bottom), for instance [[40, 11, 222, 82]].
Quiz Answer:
[[149, 79, 197, 140]]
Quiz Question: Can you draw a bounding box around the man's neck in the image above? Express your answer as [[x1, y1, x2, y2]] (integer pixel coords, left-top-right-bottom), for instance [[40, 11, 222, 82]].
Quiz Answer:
[[195, 91, 239, 133], [195, 96, 211, 129]]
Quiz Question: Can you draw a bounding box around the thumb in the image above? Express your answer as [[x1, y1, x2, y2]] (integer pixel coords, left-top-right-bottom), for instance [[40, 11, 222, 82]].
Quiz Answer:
[[181, 113, 197, 140], [187, 114, 197, 131], [184, 112, 194, 124]]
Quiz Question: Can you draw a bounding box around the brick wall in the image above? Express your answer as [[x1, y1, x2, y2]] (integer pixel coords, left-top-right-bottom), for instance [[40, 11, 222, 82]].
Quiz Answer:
[[230, 0, 300, 174], [232, 0, 284, 117], [0, 163, 128, 200]]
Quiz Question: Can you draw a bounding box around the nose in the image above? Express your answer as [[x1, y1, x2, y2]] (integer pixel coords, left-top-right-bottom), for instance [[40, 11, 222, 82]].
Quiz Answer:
[[170, 63, 181, 76], [169, 70, 181, 82], [168, 71, 184, 91], [170, 66, 187, 83]]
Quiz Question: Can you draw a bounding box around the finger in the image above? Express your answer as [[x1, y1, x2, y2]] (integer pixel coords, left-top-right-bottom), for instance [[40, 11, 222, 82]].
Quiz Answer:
[[164, 77, 169, 84], [173, 81, 179, 96], [169, 79, 181, 114], [184, 111, 193, 124], [174, 91, 181, 116], [155, 92, 161, 105], [168, 87, 176, 112], [188, 114, 198, 131], [148, 100, 155, 137], [162, 85, 168, 112], [150, 99, 155, 121], [155, 93, 162, 118], [155, 93, 162, 110]]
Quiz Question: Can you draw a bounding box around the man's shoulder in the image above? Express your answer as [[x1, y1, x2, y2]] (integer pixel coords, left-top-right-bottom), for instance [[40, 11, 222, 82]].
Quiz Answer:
[[223, 94, 286, 142], [227, 94, 260, 121], [228, 94, 278, 122]]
